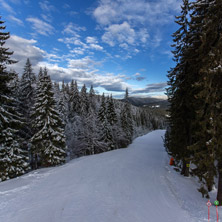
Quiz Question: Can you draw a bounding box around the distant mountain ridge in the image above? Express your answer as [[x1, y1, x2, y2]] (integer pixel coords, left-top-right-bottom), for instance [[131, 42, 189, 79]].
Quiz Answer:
[[121, 97, 169, 109]]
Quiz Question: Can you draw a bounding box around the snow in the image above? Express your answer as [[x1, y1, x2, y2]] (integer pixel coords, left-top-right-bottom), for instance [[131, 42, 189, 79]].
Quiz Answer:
[[0, 130, 221, 222]]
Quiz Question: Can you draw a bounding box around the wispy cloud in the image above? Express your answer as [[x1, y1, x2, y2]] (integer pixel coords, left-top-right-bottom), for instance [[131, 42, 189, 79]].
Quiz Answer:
[[67, 57, 98, 69], [26, 17, 54, 36], [8, 15, 24, 26], [93, 0, 181, 27], [63, 22, 86, 36], [0, 0, 15, 14], [39, 0, 56, 12]]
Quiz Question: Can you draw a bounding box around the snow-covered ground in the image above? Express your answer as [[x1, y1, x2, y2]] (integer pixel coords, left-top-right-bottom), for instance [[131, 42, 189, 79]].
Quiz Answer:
[[0, 130, 221, 222]]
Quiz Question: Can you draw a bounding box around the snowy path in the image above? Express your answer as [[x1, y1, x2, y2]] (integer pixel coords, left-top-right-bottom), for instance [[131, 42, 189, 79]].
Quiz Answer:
[[0, 130, 220, 222]]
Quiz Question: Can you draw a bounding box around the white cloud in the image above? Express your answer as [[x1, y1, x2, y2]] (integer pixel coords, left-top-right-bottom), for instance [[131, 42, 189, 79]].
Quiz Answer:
[[93, 0, 181, 27], [93, 2, 118, 26], [0, 0, 16, 14], [86, 36, 97, 44], [67, 57, 97, 69], [8, 15, 24, 26], [63, 22, 86, 36], [5, 35, 45, 74], [5, 35, 167, 96], [0, 0, 15, 14], [70, 48, 85, 55], [89, 44, 103, 51], [93, 0, 181, 50], [38, 61, 129, 92], [26, 17, 54, 36], [39, 0, 56, 12], [86, 37, 103, 51], [102, 22, 135, 46]]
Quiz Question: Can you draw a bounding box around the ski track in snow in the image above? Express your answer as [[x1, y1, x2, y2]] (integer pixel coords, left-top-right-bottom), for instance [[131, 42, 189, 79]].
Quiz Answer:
[[0, 130, 221, 222]]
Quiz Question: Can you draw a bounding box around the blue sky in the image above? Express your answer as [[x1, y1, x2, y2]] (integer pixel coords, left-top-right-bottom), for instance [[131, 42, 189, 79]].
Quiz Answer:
[[1, 0, 182, 99]]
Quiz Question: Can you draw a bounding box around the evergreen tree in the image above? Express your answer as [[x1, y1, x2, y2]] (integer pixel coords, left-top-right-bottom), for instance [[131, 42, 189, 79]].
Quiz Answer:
[[98, 93, 106, 123], [19, 58, 36, 143], [121, 88, 133, 143], [31, 69, 66, 167], [0, 17, 29, 181], [80, 84, 89, 115], [68, 79, 75, 119], [68, 80, 81, 118], [97, 94, 114, 151], [73, 80, 81, 114], [89, 85, 96, 110], [107, 94, 117, 126], [188, 0, 222, 199], [166, 0, 194, 176]]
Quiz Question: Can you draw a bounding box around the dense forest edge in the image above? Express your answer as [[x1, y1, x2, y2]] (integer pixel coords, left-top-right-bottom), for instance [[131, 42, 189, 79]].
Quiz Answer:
[[164, 0, 222, 204], [0, 16, 166, 182]]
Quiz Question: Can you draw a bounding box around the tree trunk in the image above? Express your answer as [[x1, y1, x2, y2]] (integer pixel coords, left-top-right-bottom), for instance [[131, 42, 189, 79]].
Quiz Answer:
[[217, 168, 222, 206], [181, 160, 189, 177]]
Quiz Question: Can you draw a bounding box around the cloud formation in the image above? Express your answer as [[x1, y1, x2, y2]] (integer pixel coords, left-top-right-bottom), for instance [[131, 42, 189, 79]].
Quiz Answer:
[[26, 17, 54, 36], [8, 15, 24, 26], [102, 22, 135, 46], [93, 0, 181, 49], [0, 0, 15, 14], [93, 0, 181, 27], [6, 35, 45, 74], [39, 0, 56, 12], [6, 35, 128, 92], [132, 82, 167, 94]]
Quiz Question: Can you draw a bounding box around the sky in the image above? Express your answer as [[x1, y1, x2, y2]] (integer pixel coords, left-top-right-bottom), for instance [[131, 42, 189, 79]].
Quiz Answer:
[[1, 0, 182, 99]]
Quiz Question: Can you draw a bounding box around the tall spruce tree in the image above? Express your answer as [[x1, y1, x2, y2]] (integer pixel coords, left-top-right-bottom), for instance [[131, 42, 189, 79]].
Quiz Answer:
[[97, 94, 114, 151], [89, 85, 96, 111], [166, 0, 194, 176], [121, 88, 133, 143], [0, 17, 29, 181], [19, 58, 36, 145], [107, 94, 117, 126], [31, 69, 66, 167], [188, 0, 222, 199], [80, 84, 89, 115]]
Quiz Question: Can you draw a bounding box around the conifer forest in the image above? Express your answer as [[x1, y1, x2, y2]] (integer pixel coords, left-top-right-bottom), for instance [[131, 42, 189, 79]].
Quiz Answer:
[[165, 0, 222, 204], [0, 17, 166, 182]]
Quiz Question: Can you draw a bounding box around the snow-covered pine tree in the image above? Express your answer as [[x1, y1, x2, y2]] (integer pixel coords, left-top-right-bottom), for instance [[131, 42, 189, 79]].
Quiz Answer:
[[98, 93, 106, 123], [120, 88, 133, 143], [0, 17, 29, 181], [70, 80, 80, 115], [68, 79, 75, 119], [31, 68, 66, 168], [19, 58, 36, 150], [80, 84, 89, 115], [97, 94, 114, 151], [106, 94, 117, 126], [89, 85, 96, 111]]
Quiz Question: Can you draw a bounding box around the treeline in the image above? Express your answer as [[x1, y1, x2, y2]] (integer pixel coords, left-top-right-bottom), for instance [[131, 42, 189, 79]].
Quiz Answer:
[[165, 0, 222, 202], [0, 17, 165, 182]]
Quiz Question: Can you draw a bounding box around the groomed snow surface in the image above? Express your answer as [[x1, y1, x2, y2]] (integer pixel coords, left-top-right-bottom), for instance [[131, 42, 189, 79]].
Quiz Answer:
[[0, 130, 221, 222]]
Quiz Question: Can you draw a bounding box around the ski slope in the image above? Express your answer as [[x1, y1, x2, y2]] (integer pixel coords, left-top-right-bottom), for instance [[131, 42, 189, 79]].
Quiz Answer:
[[0, 130, 220, 222]]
